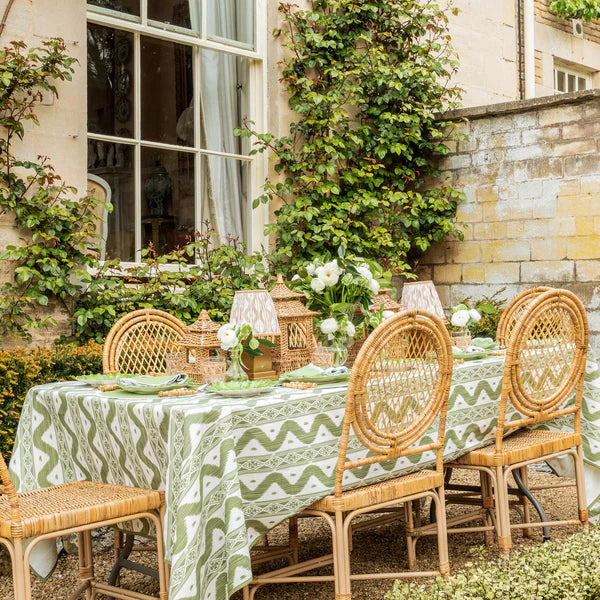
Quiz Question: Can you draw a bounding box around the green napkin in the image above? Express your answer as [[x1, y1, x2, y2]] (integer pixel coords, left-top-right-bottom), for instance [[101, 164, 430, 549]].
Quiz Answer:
[[281, 363, 325, 379]]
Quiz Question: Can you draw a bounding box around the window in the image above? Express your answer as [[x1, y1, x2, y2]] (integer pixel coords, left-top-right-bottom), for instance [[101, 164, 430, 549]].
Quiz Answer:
[[87, 0, 265, 262], [554, 63, 591, 94]]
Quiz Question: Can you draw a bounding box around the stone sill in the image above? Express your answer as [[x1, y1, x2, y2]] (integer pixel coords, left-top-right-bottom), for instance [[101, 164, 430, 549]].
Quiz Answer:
[[442, 89, 600, 122]]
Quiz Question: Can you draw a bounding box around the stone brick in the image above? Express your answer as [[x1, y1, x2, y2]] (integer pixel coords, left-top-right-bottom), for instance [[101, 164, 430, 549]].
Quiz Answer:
[[512, 220, 548, 238], [472, 150, 504, 167], [456, 202, 482, 223], [554, 217, 576, 236], [567, 236, 600, 260], [478, 131, 521, 150], [462, 264, 485, 283], [484, 262, 521, 284], [521, 126, 561, 145], [489, 240, 530, 262], [443, 154, 472, 170], [538, 104, 583, 127], [576, 261, 600, 282], [580, 177, 600, 194], [521, 261, 575, 283], [421, 243, 447, 265], [552, 139, 597, 157], [575, 217, 597, 236], [473, 221, 507, 240], [445, 241, 482, 263], [564, 154, 600, 177], [525, 157, 563, 180], [558, 179, 581, 195], [476, 185, 499, 203], [558, 194, 600, 217], [434, 264, 462, 284], [530, 238, 568, 261], [562, 122, 598, 140], [506, 145, 544, 162]]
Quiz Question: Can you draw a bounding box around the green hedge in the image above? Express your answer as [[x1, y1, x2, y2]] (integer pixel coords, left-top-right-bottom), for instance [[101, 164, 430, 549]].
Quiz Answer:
[[387, 527, 600, 600], [0, 341, 103, 462]]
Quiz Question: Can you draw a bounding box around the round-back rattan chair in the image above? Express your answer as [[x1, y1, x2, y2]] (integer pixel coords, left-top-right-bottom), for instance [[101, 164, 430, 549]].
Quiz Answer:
[[496, 286, 552, 346], [103, 308, 186, 375], [245, 310, 454, 599]]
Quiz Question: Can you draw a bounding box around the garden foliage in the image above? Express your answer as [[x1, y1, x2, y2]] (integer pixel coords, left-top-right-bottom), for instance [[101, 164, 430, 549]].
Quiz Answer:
[[550, 0, 600, 21], [387, 528, 600, 600], [239, 0, 465, 276], [0, 341, 102, 461]]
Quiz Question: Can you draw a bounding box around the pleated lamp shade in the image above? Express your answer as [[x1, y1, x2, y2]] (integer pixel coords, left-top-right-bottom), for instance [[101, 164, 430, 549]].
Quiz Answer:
[[400, 281, 446, 322], [230, 290, 281, 336]]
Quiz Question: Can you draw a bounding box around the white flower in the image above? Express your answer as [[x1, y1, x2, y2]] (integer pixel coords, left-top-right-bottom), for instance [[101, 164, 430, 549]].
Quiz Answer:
[[324, 259, 342, 276], [382, 310, 395, 320], [291, 274, 301, 281], [320, 318, 339, 335], [357, 266, 373, 281], [469, 309, 482, 322], [368, 279, 380, 294], [306, 263, 316, 276], [345, 321, 356, 337], [316, 265, 340, 287], [310, 277, 325, 292], [220, 329, 239, 350], [451, 309, 470, 328], [217, 323, 235, 341]]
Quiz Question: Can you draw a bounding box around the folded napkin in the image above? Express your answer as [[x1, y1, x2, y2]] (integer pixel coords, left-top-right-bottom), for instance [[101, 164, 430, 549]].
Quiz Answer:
[[471, 337, 499, 350], [281, 363, 325, 379], [118, 374, 189, 387]]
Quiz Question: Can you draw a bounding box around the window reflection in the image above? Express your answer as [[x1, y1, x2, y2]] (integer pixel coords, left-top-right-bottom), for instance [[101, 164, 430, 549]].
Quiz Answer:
[[207, 0, 254, 47], [141, 37, 194, 147], [88, 0, 140, 17], [141, 148, 195, 255], [148, 0, 193, 30], [88, 25, 134, 138]]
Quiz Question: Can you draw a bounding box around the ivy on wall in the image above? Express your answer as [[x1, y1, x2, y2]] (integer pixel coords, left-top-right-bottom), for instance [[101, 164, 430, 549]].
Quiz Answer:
[[550, 0, 600, 21], [239, 0, 466, 277]]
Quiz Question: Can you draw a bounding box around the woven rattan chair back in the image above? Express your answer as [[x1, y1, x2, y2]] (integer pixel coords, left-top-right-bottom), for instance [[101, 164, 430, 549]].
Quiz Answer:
[[0, 454, 21, 535], [334, 310, 453, 496], [496, 286, 552, 346], [496, 289, 588, 444], [103, 309, 186, 374]]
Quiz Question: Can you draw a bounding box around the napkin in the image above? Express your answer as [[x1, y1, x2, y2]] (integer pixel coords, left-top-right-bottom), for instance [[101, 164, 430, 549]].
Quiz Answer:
[[118, 374, 188, 387]]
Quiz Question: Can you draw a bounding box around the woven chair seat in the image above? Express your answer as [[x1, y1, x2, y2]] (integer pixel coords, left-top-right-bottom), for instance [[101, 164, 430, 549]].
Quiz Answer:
[[455, 430, 580, 467], [309, 469, 443, 512], [0, 481, 163, 539]]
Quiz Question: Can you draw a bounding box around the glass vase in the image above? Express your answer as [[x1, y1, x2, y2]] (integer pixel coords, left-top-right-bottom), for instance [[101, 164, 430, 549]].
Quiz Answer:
[[226, 346, 248, 382]]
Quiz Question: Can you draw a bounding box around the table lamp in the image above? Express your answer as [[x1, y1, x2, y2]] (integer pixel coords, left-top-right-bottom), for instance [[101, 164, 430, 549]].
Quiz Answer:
[[400, 280, 447, 322], [230, 290, 281, 380]]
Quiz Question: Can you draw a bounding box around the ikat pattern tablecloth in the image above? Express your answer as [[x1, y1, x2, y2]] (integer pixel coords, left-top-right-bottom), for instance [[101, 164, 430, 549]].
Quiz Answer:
[[9, 354, 600, 600]]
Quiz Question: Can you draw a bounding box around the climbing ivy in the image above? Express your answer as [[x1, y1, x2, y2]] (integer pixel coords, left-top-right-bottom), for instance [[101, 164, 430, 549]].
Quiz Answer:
[[238, 0, 465, 277], [550, 0, 600, 21]]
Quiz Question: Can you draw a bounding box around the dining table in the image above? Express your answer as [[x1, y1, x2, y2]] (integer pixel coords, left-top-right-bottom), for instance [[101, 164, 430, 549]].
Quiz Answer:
[[8, 351, 600, 600]]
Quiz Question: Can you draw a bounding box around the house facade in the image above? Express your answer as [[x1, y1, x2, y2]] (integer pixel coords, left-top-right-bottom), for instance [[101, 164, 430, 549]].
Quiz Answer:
[[1, 0, 599, 344]]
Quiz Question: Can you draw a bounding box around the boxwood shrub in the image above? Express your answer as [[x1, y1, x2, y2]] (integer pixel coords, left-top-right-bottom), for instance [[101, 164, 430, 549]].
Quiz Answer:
[[387, 527, 600, 600], [0, 341, 102, 462]]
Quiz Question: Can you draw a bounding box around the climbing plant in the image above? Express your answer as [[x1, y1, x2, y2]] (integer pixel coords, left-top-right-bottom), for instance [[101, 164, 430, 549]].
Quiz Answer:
[[550, 0, 600, 21], [238, 0, 465, 277], [0, 40, 107, 341]]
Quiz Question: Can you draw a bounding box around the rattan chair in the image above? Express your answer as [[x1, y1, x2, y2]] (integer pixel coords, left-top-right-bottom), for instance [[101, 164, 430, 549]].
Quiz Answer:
[[244, 310, 454, 600], [0, 455, 168, 600], [103, 308, 186, 375], [496, 286, 552, 346], [447, 288, 589, 553]]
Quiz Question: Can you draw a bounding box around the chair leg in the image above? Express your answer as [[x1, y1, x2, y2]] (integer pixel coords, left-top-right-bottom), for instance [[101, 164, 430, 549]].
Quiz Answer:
[[113, 530, 124, 586], [335, 510, 351, 600], [404, 501, 416, 570], [146, 510, 169, 600], [480, 471, 495, 546], [574, 446, 589, 528], [495, 466, 512, 554], [518, 467, 532, 538], [10, 538, 27, 600], [79, 530, 95, 600], [433, 487, 450, 577], [289, 516, 299, 564]]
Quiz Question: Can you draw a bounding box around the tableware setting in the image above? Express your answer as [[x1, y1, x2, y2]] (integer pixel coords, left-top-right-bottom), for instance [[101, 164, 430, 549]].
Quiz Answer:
[[116, 373, 191, 394], [75, 373, 132, 386], [279, 363, 351, 384], [206, 379, 280, 397]]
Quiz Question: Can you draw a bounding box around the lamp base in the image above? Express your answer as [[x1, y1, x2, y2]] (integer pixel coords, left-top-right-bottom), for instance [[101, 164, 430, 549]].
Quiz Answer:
[[242, 349, 278, 381]]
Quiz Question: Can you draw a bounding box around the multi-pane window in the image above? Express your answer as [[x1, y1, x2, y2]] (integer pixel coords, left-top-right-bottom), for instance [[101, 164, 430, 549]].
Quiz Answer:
[[554, 64, 591, 94], [87, 0, 263, 262]]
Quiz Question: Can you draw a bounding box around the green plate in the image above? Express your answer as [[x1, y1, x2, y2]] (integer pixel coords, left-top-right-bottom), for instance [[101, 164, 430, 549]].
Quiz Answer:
[[279, 372, 351, 384], [76, 373, 131, 386], [117, 374, 190, 394], [471, 337, 499, 350], [453, 350, 489, 361]]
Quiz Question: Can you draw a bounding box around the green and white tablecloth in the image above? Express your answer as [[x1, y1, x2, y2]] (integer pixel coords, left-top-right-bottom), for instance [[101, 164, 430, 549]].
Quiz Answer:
[[9, 354, 600, 600]]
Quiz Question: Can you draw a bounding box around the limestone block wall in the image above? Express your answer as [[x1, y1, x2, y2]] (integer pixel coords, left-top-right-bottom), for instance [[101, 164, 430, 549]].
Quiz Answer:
[[419, 91, 600, 353], [0, 0, 87, 345]]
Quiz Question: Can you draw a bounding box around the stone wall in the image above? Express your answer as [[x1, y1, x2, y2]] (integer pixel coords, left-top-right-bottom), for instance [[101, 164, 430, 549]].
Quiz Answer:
[[419, 90, 600, 353]]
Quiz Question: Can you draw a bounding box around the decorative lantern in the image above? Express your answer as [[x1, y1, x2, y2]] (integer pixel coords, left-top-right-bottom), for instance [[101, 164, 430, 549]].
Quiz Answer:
[[400, 280, 447, 322], [176, 310, 225, 383], [230, 290, 281, 380], [270, 275, 319, 375]]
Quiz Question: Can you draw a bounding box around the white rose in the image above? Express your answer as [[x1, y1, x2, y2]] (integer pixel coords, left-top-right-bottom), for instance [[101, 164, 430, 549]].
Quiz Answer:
[[320, 318, 339, 335], [469, 309, 482, 322], [382, 310, 395, 320], [306, 263, 316, 276], [357, 266, 373, 281], [324, 259, 342, 276], [368, 279, 380, 294], [217, 323, 235, 341], [292, 274, 301, 281], [451, 309, 470, 328], [220, 329, 239, 350], [310, 277, 325, 292], [316, 265, 340, 287], [345, 321, 356, 337]]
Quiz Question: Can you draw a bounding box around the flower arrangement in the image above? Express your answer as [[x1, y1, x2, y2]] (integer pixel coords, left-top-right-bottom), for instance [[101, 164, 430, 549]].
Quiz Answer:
[[216, 322, 274, 381], [450, 304, 482, 330], [291, 253, 383, 365]]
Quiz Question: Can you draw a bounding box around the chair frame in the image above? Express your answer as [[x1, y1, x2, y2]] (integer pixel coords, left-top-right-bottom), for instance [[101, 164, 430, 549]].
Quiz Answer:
[[103, 308, 186, 375], [0, 456, 169, 600], [445, 288, 589, 553], [244, 310, 453, 600]]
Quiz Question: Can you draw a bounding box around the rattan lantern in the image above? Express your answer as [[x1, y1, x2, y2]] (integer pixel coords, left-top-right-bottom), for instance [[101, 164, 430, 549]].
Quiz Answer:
[[177, 310, 226, 383], [270, 275, 319, 375]]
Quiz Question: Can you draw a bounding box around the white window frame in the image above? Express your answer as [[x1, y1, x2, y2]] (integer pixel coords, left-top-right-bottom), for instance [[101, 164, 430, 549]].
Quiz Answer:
[[86, 0, 269, 263], [553, 63, 592, 94]]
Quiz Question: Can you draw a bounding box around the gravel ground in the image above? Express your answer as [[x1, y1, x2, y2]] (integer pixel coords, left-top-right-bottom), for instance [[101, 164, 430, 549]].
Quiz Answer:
[[0, 470, 582, 600]]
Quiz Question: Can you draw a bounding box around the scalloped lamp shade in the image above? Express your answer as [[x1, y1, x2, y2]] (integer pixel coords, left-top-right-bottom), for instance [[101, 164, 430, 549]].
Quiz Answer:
[[230, 290, 281, 336], [400, 281, 446, 322]]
